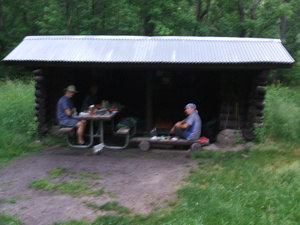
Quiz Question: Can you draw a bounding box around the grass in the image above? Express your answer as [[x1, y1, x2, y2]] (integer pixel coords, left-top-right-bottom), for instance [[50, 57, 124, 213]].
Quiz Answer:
[[0, 213, 22, 225], [84, 201, 131, 214], [172, 147, 300, 225], [254, 85, 300, 145], [0, 79, 50, 166], [28, 167, 105, 197]]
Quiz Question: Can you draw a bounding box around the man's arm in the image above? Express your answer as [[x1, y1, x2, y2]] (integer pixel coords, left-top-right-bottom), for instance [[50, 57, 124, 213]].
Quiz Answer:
[[65, 108, 73, 116], [175, 120, 190, 129]]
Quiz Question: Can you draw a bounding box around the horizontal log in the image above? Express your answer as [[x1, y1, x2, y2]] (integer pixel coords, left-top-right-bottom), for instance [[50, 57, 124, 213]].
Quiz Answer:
[[242, 129, 254, 140], [253, 122, 263, 128], [35, 97, 42, 103], [253, 95, 266, 100], [219, 114, 246, 120], [256, 81, 268, 86], [256, 101, 265, 109], [255, 87, 267, 95], [35, 82, 46, 89], [35, 89, 47, 98], [38, 123, 48, 134], [255, 117, 264, 123], [34, 101, 46, 109], [249, 116, 264, 123], [49, 118, 58, 125], [33, 69, 43, 75], [220, 106, 247, 114], [37, 115, 49, 123], [247, 110, 265, 119], [35, 75, 44, 82], [219, 120, 246, 129], [35, 108, 47, 117], [255, 110, 264, 117], [258, 70, 269, 79]]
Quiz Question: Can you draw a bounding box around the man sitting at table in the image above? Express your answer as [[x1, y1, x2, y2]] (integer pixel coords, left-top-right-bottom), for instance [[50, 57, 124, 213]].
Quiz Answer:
[[170, 103, 202, 140], [57, 85, 86, 145], [81, 85, 100, 112]]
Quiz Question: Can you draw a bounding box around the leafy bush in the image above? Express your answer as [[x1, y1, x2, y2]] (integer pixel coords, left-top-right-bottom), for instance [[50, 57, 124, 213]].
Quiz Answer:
[[255, 85, 300, 146], [0, 80, 41, 165]]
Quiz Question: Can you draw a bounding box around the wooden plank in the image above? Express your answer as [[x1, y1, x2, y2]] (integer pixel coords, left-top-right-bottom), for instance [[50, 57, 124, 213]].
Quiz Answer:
[[130, 137, 199, 146], [116, 128, 130, 135], [50, 126, 75, 135]]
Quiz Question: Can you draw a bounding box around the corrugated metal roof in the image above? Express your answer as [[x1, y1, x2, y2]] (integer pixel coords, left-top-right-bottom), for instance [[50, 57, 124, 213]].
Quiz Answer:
[[2, 35, 295, 65]]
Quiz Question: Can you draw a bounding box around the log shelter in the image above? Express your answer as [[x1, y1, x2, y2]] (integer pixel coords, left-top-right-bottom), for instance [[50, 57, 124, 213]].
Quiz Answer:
[[2, 36, 294, 141]]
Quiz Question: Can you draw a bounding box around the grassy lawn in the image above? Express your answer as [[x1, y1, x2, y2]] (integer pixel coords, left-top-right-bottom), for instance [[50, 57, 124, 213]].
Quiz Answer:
[[0, 80, 300, 224], [51, 144, 300, 225]]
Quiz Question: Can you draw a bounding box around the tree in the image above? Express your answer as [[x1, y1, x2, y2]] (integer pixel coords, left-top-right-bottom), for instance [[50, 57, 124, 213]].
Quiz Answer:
[[0, 0, 299, 84]]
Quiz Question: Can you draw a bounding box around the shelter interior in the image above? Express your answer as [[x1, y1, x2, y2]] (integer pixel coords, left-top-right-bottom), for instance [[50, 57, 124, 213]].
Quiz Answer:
[[35, 67, 266, 142]]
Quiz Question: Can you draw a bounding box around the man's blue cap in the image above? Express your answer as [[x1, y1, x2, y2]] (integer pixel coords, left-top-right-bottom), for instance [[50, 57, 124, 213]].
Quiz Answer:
[[185, 103, 197, 109]]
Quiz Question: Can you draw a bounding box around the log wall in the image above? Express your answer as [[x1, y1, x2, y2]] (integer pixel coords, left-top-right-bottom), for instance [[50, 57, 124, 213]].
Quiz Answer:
[[33, 69, 78, 134], [218, 70, 268, 139], [33, 70, 49, 133]]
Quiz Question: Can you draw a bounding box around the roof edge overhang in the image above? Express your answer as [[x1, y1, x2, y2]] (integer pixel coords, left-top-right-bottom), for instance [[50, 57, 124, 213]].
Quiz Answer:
[[2, 61, 293, 70]]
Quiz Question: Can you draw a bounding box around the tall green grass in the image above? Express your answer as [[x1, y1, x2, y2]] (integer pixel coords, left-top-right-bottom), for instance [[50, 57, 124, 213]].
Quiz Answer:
[[255, 85, 300, 146], [0, 80, 41, 165]]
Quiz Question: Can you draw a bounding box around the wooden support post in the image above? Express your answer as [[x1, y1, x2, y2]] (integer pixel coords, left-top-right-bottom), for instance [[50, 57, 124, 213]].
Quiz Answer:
[[145, 72, 153, 132]]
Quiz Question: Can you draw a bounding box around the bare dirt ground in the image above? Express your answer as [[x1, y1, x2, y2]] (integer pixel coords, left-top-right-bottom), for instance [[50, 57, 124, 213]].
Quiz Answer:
[[0, 145, 197, 225]]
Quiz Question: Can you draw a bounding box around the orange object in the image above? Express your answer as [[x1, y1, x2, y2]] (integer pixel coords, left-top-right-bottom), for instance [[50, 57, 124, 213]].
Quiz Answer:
[[89, 105, 95, 115]]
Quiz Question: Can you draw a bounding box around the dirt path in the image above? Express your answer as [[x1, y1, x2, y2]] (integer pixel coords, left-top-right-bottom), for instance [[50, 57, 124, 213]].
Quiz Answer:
[[0, 146, 197, 225]]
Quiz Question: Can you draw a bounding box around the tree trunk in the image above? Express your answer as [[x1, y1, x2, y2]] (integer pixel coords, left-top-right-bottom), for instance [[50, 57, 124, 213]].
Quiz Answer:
[[195, 0, 211, 21], [91, 0, 100, 32], [280, 0, 289, 41], [66, 0, 73, 34], [0, 0, 6, 54], [0, 0, 3, 27], [237, 2, 246, 37], [142, 0, 155, 36], [144, 15, 155, 36], [250, 0, 262, 20]]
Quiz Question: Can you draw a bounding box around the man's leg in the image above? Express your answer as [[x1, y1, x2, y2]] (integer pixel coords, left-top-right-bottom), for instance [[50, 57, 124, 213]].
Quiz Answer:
[[174, 126, 186, 139], [76, 120, 86, 144]]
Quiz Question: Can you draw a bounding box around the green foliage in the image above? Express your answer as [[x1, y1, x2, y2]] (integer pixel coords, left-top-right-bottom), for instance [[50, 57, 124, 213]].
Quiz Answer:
[[0, 80, 42, 165], [84, 201, 131, 214], [49, 167, 69, 179], [28, 168, 105, 197], [255, 85, 300, 145], [53, 220, 90, 225], [1, 0, 299, 83], [0, 213, 22, 225]]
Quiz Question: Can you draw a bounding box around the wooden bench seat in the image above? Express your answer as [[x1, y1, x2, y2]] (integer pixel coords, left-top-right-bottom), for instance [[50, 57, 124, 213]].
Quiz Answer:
[[116, 128, 130, 135], [50, 125, 75, 135], [130, 137, 207, 152]]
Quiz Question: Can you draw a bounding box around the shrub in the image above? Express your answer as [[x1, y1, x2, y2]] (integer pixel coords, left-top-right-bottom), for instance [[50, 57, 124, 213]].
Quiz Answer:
[[0, 80, 40, 164], [255, 85, 300, 145]]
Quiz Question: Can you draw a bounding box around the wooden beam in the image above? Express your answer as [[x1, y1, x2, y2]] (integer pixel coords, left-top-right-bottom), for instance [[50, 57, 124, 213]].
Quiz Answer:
[[145, 72, 153, 132]]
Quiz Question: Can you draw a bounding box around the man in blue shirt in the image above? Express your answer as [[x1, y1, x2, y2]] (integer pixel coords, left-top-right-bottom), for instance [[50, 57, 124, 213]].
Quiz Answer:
[[57, 85, 86, 145], [170, 103, 202, 140]]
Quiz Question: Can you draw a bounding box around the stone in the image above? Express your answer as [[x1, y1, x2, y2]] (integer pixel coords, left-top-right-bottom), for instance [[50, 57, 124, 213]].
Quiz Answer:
[[216, 129, 244, 146]]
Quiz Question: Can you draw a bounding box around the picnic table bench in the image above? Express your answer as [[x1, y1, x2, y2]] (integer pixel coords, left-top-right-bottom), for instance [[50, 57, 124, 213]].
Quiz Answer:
[[130, 137, 207, 152]]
